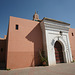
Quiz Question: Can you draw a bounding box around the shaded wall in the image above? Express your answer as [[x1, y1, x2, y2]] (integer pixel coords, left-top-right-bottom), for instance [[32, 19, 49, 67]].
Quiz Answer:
[[0, 39, 6, 63], [6, 16, 43, 69], [69, 28, 75, 60]]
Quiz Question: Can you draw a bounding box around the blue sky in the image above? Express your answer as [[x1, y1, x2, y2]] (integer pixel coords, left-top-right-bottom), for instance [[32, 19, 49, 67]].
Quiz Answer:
[[0, 0, 75, 38]]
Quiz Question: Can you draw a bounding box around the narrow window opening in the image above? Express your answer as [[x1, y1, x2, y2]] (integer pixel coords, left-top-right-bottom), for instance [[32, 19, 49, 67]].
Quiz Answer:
[[1, 48, 3, 52], [72, 33, 74, 36], [16, 25, 19, 30]]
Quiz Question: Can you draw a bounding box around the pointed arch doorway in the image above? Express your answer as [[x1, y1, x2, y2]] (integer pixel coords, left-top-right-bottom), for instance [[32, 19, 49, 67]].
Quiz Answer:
[[54, 41, 64, 63]]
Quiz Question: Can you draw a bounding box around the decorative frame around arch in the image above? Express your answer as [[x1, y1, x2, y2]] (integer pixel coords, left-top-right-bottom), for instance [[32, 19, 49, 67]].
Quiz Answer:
[[51, 36, 67, 63]]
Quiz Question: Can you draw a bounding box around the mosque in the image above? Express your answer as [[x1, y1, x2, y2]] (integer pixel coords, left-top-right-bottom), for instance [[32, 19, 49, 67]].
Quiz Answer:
[[0, 12, 75, 69]]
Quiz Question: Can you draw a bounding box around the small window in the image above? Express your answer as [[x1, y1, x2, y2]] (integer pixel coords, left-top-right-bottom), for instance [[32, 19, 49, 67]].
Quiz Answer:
[[72, 33, 74, 36], [16, 25, 19, 30], [1, 48, 3, 52]]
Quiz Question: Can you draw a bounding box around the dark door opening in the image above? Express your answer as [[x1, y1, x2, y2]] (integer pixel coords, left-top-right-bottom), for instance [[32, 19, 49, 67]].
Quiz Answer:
[[0, 48, 6, 70], [54, 41, 64, 63]]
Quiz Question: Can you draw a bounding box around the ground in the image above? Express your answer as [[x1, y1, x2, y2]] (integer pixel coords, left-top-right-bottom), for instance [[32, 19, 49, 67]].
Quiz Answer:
[[0, 63, 75, 75]]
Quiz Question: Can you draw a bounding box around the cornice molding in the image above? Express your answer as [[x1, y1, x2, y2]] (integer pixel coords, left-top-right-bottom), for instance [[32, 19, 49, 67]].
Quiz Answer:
[[43, 21, 70, 32], [43, 17, 70, 25], [44, 22, 70, 28]]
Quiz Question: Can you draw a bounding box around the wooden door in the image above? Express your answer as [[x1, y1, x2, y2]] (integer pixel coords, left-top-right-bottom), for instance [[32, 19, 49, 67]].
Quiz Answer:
[[54, 41, 64, 63]]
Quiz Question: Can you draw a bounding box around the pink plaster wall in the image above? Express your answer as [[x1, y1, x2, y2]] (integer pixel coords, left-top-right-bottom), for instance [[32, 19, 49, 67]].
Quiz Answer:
[[6, 16, 43, 69], [69, 28, 75, 60]]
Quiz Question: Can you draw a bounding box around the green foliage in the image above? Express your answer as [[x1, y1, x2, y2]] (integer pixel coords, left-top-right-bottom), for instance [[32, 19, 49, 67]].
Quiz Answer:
[[71, 60, 75, 63], [6, 68, 11, 71], [39, 50, 48, 66], [73, 60, 75, 62]]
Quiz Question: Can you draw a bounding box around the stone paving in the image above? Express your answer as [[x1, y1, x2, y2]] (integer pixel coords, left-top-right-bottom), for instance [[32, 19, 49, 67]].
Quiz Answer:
[[0, 63, 75, 75]]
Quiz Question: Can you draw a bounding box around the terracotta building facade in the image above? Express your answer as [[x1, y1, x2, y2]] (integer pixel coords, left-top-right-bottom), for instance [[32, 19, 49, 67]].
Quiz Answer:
[[0, 12, 75, 69]]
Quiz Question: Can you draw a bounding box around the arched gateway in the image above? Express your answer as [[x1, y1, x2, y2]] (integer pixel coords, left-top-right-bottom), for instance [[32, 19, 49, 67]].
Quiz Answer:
[[54, 41, 64, 63], [40, 17, 73, 66]]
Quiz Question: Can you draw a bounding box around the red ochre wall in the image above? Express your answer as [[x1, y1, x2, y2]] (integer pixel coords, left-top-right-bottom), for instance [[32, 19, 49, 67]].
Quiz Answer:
[[69, 28, 75, 60], [6, 16, 43, 69]]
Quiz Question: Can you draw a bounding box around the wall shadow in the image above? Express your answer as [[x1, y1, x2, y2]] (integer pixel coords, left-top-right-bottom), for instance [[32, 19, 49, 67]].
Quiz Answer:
[[26, 23, 43, 66]]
